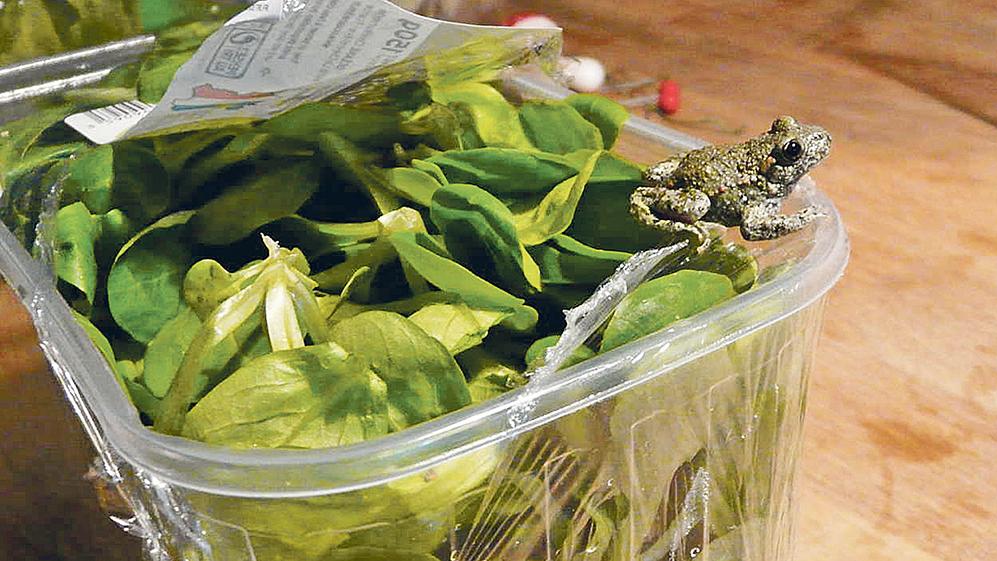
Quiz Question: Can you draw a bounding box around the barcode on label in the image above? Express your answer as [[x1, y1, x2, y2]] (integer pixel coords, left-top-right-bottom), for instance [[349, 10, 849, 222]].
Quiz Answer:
[[65, 100, 155, 145]]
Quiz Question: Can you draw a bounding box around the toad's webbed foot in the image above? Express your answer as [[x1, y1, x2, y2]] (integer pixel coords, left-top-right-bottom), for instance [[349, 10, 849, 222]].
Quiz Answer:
[[740, 200, 824, 241]]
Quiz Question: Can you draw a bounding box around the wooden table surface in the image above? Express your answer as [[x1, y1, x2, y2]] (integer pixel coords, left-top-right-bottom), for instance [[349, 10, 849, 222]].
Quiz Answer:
[[2, 1, 996, 559]]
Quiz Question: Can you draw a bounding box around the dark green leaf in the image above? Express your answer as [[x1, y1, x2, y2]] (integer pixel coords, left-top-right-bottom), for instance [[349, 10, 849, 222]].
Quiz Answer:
[[181, 132, 273, 196], [4, 141, 85, 191], [57, 85, 137, 111], [388, 232, 538, 331], [685, 241, 758, 293], [318, 132, 400, 214], [93, 209, 134, 268], [309, 208, 427, 296], [72, 310, 159, 415], [329, 311, 470, 430], [528, 234, 630, 287], [60, 145, 114, 214], [386, 81, 433, 110], [318, 548, 439, 561], [53, 202, 98, 303], [430, 182, 541, 295], [191, 160, 319, 246], [71, 309, 116, 367], [600, 270, 736, 352], [183, 258, 249, 319], [183, 342, 390, 448], [518, 100, 603, 154], [0, 156, 65, 246], [0, 106, 75, 174], [154, 19, 228, 53], [107, 211, 195, 343], [400, 102, 463, 150], [565, 152, 664, 252], [311, 239, 399, 298], [565, 94, 630, 149], [263, 103, 406, 148], [152, 128, 240, 176], [122, 373, 161, 420], [529, 234, 631, 287], [424, 148, 578, 200], [106, 142, 171, 223], [410, 159, 449, 185], [142, 305, 201, 398]]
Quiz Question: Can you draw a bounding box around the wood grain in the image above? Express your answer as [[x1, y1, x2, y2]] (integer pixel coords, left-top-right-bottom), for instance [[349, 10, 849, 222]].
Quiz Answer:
[[2, 1, 996, 559]]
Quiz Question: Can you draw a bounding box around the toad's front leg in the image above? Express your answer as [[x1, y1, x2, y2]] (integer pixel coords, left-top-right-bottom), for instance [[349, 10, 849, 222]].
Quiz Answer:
[[630, 186, 716, 249], [740, 199, 824, 241]]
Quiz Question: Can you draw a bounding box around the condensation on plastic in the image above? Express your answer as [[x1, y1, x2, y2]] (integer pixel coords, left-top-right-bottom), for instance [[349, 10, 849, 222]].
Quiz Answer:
[[0, 41, 848, 561]]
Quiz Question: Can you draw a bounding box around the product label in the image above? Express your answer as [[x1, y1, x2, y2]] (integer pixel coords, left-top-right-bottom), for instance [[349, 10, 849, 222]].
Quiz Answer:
[[64, 100, 155, 145], [66, 0, 560, 144]]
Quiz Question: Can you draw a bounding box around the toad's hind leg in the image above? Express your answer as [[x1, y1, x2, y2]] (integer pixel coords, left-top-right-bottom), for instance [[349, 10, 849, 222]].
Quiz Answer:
[[740, 199, 825, 240]]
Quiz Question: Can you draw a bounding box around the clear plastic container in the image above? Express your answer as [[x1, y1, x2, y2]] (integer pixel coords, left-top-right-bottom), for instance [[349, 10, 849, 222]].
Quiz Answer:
[[0, 39, 848, 561]]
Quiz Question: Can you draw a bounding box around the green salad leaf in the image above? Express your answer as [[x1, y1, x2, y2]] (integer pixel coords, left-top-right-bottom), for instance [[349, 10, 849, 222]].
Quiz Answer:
[[525, 334, 596, 370], [183, 342, 390, 449], [385, 166, 443, 207], [518, 100, 604, 154], [431, 182, 542, 295], [388, 232, 539, 331], [155, 237, 330, 434], [60, 142, 171, 223], [431, 82, 533, 150], [409, 302, 509, 356], [600, 270, 737, 352], [424, 148, 577, 200], [328, 311, 470, 430], [565, 94, 630, 149], [464, 349, 528, 403], [53, 202, 99, 304], [262, 103, 406, 148], [319, 132, 401, 214], [512, 150, 602, 246], [528, 234, 631, 286], [107, 211, 195, 343], [191, 160, 320, 246], [685, 240, 759, 293]]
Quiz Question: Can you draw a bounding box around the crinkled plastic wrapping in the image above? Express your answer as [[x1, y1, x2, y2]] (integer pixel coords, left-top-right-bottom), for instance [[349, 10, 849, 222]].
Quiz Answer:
[[0, 39, 848, 561]]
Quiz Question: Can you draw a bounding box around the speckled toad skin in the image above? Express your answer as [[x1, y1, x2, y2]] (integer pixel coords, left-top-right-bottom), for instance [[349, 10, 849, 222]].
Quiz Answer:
[[630, 116, 831, 246]]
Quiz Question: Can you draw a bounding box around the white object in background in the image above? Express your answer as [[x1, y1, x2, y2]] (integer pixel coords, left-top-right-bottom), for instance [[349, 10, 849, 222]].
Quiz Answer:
[[508, 13, 559, 28], [559, 56, 606, 93]]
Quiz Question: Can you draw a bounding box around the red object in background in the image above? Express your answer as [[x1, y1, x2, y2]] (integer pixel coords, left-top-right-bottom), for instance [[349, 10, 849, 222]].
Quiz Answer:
[[657, 79, 681, 115]]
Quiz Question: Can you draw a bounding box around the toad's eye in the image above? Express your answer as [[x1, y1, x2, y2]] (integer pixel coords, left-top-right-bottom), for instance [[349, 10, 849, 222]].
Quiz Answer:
[[781, 139, 803, 162]]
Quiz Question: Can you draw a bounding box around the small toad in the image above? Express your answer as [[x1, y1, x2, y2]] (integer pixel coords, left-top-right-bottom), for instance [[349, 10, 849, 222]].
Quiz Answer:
[[630, 116, 831, 246]]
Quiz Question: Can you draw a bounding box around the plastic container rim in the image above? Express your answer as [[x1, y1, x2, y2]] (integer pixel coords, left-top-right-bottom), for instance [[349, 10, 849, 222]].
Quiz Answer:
[[0, 53, 850, 498]]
